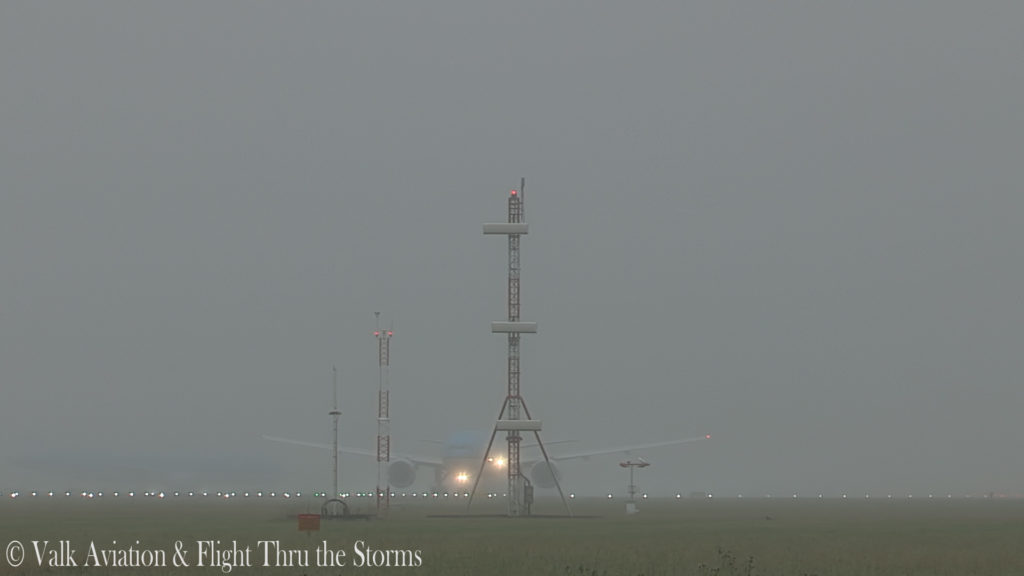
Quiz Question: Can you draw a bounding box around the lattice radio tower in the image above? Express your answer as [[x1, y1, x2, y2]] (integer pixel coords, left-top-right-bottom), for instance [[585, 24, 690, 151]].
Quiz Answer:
[[469, 178, 572, 517], [374, 312, 393, 517]]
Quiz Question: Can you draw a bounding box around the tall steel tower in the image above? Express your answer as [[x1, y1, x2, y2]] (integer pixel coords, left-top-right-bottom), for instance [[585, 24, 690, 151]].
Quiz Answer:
[[470, 178, 571, 517], [374, 312, 393, 517]]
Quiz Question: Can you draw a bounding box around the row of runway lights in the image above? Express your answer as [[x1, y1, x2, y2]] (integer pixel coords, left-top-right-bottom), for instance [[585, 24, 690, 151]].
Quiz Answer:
[[3, 490, 997, 500]]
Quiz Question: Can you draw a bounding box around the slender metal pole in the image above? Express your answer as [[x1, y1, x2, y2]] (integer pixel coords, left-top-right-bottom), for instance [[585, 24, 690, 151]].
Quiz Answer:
[[331, 366, 340, 500]]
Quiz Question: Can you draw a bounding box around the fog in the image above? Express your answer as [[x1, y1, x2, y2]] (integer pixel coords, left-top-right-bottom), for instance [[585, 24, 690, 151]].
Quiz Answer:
[[2, 2, 1022, 497]]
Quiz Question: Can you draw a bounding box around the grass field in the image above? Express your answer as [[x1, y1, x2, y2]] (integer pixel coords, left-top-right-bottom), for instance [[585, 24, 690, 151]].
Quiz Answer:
[[2, 496, 1023, 575]]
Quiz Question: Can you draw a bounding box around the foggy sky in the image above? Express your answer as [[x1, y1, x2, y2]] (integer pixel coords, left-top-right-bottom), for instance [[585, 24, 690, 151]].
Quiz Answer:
[[2, 2, 1022, 497]]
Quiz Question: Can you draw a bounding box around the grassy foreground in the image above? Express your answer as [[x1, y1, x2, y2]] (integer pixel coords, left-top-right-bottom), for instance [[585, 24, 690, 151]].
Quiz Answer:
[[2, 496, 1023, 575]]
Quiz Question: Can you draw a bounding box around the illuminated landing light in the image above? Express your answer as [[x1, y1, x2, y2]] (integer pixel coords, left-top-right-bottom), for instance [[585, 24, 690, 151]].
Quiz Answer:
[[737, 494, 743, 499], [570, 493, 576, 499], [9, 492, 17, 499], [707, 493, 713, 499], [257, 491, 263, 497], [129, 491, 136, 497], [113, 491, 120, 497], [865, 494, 870, 499], [87, 493, 94, 499], [389, 492, 395, 498], [157, 492, 164, 499], [223, 493, 230, 499], [269, 492, 276, 497], [401, 493, 407, 497], [887, 494, 893, 499], [443, 493, 449, 498], [487, 493, 493, 499], [642, 493, 648, 499], [455, 471, 469, 484], [928, 494, 934, 499], [607, 494, 613, 499], [97, 492, 103, 497], [30, 491, 37, 497], [65, 491, 71, 497], [432, 493, 439, 498], [422, 492, 428, 498], [675, 493, 681, 499], [818, 494, 823, 499], [48, 491, 54, 497], [947, 494, 952, 498], [463, 492, 469, 498], [705, 434, 712, 439], [793, 494, 798, 498], [283, 493, 291, 499], [842, 494, 847, 499], [189, 492, 195, 497]]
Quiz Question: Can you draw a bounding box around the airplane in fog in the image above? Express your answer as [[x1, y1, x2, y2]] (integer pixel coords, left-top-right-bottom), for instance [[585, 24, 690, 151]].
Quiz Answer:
[[262, 430, 710, 493]]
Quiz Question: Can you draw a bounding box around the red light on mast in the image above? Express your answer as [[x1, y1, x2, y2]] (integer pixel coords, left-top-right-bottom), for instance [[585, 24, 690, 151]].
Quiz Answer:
[[510, 189, 517, 196]]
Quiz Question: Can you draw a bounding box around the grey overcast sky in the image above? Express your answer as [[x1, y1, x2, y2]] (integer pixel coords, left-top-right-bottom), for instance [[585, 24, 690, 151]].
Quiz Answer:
[[1, 2, 1022, 497]]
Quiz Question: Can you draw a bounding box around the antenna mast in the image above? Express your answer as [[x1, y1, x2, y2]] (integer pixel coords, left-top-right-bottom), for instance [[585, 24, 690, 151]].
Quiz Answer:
[[330, 365, 340, 500], [471, 178, 572, 516], [374, 312, 393, 517]]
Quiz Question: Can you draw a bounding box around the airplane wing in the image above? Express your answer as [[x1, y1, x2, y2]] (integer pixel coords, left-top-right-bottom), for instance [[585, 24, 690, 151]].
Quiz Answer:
[[522, 439, 576, 450], [261, 435, 444, 468], [546, 434, 710, 462]]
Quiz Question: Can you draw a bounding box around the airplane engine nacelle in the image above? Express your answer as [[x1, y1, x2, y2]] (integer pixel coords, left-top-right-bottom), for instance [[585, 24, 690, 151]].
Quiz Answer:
[[529, 461, 562, 489], [387, 459, 416, 489]]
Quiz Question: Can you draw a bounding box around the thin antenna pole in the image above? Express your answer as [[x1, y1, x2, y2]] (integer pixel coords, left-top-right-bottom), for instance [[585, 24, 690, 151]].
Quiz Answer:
[[374, 312, 393, 517], [330, 366, 341, 500]]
